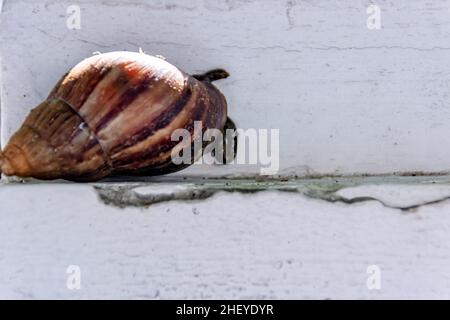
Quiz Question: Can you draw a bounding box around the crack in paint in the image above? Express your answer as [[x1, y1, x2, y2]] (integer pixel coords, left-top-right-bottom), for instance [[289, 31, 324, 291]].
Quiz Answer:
[[94, 180, 301, 208], [307, 193, 450, 212], [93, 176, 450, 211], [286, 0, 297, 30]]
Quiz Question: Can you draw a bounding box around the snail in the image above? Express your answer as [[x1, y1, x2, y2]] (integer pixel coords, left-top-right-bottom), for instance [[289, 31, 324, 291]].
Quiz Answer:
[[0, 51, 236, 182]]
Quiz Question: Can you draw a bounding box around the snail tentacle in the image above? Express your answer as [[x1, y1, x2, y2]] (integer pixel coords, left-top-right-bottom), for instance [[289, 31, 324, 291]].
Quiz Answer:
[[193, 69, 230, 83]]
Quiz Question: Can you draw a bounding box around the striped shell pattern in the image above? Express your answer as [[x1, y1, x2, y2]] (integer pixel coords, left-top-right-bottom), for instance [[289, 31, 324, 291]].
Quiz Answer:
[[0, 51, 229, 181]]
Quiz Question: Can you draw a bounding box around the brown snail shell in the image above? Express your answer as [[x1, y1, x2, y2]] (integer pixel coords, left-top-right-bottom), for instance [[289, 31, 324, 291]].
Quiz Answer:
[[0, 51, 234, 182]]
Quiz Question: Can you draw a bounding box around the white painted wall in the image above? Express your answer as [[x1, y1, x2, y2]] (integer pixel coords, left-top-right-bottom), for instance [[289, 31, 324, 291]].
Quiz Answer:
[[2, 0, 450, 177], [2, 1, 450, 300], [1, 182, 450, 299]]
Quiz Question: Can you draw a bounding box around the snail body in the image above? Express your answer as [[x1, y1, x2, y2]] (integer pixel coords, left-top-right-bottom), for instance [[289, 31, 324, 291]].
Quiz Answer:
[[0, 51, 234, 181]]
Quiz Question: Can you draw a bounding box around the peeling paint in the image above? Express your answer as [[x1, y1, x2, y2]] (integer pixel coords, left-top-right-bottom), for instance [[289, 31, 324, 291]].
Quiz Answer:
[[93, 175, 450, 210], [94, 179, 301, 208]]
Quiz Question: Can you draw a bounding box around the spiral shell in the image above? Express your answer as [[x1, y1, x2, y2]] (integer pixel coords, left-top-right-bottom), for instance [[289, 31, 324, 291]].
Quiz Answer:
[[0, 51, 230, 181]]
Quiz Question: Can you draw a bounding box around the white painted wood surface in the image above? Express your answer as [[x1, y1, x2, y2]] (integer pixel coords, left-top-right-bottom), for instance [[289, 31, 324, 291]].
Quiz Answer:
[[2, 0, 450, 300], [2, 0, 450, 176], [1, 183, 450, 299]]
